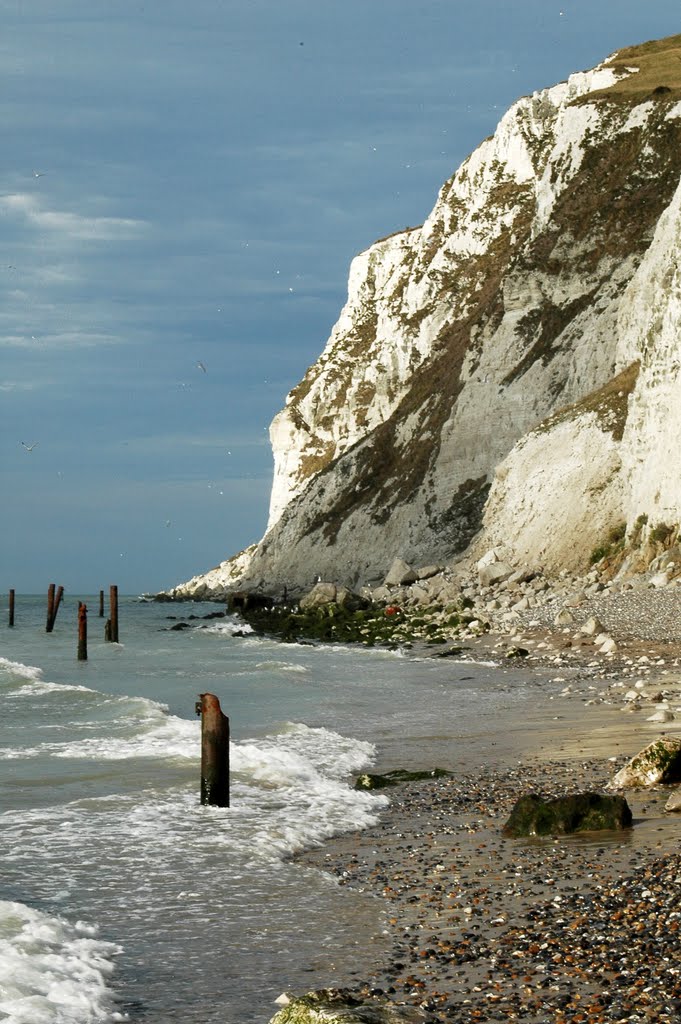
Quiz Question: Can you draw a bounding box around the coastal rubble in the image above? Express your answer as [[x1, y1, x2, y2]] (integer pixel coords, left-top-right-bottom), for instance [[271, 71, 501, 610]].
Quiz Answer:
[[258, 550, 681, 1023], [298, 757, 681, 1024]]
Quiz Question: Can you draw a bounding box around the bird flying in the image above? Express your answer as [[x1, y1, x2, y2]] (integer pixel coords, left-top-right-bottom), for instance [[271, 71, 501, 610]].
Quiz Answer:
[[20, 441, 38, 451]]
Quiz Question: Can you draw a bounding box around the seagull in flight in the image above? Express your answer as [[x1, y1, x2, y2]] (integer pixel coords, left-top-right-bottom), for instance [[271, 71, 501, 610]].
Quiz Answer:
[[197, 361, 207, 373], [20, 440, 38, 451]]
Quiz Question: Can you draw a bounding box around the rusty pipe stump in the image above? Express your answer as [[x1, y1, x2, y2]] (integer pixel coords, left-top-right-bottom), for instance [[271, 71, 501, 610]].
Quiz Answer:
[[49, 585, 64, 631], [77, 602, 87, 661], [46, 583, 55, 632], [109, 585, 119, 642], [198, 692, 230, 807]]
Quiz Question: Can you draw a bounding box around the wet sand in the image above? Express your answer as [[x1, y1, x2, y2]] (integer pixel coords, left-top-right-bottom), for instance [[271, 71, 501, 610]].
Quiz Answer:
[[298, 630, 681, 1023]]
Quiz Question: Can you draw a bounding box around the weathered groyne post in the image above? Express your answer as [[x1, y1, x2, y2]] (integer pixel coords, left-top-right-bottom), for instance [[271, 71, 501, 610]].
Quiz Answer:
[[106, 585, 119, 642], [77, 603, 87, 661], [46, 584, 65, 632], [8, 590, 14, 627], [99, 590, 104, 617], [46, 583, 55, 632], [196, 693, 230, 807], [51, 586, 64, 631]]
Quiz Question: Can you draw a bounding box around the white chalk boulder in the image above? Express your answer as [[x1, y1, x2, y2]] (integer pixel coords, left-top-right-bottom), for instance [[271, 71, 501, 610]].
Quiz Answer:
[[608, 737, 681, 789]]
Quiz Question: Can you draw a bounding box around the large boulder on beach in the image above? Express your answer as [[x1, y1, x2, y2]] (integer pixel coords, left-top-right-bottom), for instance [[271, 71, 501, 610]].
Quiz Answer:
[[299, 583, 365, 611], [416, 564, 442, 580], [427, 578, 461, 603], [478, 561, 514, 587], [502, 792, 632, 837], [299, 582, 339, 608], [385, 559, 418, 586], [269, 989, 428, 1024], [580, 616, 605, 636], [607, 737, 681, 789]]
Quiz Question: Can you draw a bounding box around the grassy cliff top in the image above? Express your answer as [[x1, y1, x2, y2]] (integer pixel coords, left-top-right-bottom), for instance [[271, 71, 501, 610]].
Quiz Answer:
[[582, 33, 681, 103]]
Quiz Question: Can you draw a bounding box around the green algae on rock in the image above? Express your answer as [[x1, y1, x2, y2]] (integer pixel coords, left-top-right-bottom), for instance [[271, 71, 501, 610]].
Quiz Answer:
[[269, 989, 428, 1024], [502, 791, 633, 837], [354, 768, 452, 791], [231, 592, 474, 649], [608, 737, 681, 789]]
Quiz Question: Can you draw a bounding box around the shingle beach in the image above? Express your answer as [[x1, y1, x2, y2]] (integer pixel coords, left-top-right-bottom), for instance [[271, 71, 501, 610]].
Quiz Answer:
[[299, 584, 681, 1024]]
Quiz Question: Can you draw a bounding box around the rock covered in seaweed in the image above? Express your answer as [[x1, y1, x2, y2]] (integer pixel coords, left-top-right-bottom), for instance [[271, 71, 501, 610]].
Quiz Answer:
[[607, 737, 681, 789], [354, 768, 451, 791], [269, 990, 428, 1024], [502, 791, 633, 836]]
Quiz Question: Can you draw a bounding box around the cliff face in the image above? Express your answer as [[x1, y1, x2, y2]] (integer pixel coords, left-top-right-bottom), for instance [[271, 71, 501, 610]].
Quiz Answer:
[[169, 35, 681, 599]]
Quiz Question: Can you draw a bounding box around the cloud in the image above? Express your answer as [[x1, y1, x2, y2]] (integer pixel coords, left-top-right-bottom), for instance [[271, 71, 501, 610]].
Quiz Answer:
[[0, 379, 34, 391], [0, 329, 118, 349], [100, 430, 272, 460], [0, 192, 147, 241]]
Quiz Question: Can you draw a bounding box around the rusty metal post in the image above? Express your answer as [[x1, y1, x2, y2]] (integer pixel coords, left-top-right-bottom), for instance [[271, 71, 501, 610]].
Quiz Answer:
[[109, 585, 119, 642], [77, 603, 87, 661], [197, 693, 230, 807], [46, 584, 64, 632], [50, 586, 64, 630], [8, 590, 14, 627], [99, 590, 104, 617], [46, 583, 55, 632]]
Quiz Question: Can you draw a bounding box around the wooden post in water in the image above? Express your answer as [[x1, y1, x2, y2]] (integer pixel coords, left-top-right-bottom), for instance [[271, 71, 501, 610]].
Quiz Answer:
[[46, 584, 64, 632], [8, 590, 14, 627], [77, 603, 87, 661], [46, 583, 55, 632], [109, 585, 119, 642], [50, 586, 64, 630], [99, 590, 104, 617], [197, 693, 230, 807]]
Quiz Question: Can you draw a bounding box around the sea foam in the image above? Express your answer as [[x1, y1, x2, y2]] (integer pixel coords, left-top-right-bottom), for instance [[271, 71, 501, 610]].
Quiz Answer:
[[230, 723, 387, 858], [0, 709, 199, 762], [0, 658, 45, 686], [0, 900, 125, 1023]]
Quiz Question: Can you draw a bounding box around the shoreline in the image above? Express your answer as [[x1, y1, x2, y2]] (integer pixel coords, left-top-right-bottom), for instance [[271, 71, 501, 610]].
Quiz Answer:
[[292, 623, 681, 1023]]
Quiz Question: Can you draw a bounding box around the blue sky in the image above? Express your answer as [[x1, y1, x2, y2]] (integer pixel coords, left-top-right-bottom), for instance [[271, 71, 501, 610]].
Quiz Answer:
[[1, 1, 679, 595]]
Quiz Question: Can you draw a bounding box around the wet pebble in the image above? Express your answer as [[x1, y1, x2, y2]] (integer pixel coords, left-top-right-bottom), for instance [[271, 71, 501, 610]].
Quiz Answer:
[[304, 762, 681, 1023]]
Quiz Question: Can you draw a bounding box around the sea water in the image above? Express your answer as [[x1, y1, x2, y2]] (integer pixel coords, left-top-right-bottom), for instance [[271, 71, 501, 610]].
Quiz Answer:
[[0, 595, 544, 1023]]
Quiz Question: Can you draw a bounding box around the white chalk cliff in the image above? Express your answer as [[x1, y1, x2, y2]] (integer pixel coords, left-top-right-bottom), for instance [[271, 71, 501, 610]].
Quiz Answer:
[[167, 34, 681, 599]]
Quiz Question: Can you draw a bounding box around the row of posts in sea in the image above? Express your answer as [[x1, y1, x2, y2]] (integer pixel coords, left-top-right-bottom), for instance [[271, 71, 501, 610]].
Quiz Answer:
[[6, 584, 120, 660], [6, 586, 231, 808]]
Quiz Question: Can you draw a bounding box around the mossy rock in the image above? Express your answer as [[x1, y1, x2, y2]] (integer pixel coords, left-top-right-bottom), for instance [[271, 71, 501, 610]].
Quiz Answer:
[[269, 989, 427, 1024], [610, 737, 681, 789], [502, 792, 633, 837], [237, 602, 413, 647], [354, 768, 451, 790]]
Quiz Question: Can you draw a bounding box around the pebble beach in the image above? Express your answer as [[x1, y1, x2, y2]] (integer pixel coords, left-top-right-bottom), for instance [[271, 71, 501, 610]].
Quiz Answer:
[[297, 581, 681, 1024]]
